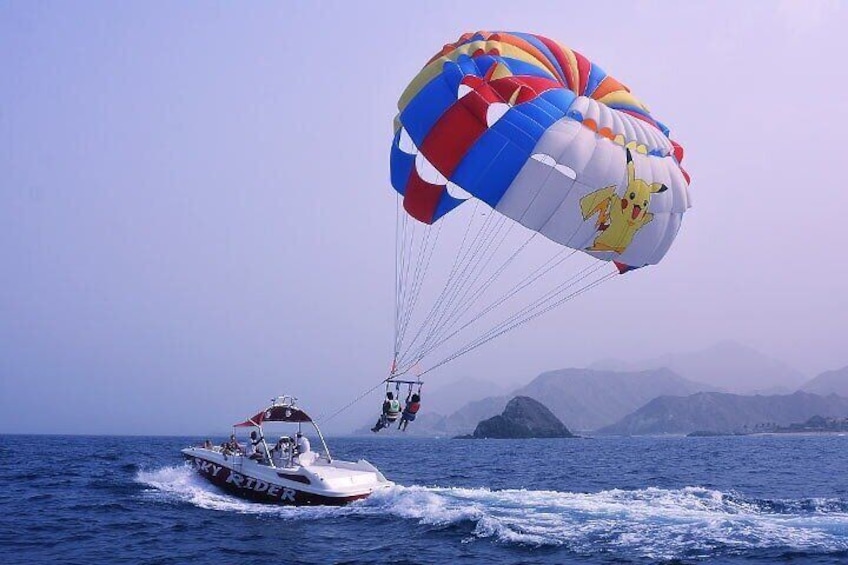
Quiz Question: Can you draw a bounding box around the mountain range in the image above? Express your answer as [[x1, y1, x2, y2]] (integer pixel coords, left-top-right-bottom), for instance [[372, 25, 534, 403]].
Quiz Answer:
[[508, 367, 713, 431], [353, 342, 848, 437], [800, 366, 848, 397], [589, 340, 807, 394], [599, 391, 848, 435]]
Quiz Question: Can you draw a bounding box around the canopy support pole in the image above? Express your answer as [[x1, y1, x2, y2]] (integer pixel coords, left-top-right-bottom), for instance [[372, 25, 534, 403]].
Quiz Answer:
[[312, 421, 332, 463]]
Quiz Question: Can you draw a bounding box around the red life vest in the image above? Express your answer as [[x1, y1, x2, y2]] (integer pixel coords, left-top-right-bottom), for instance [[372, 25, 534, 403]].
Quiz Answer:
[[406, 401, 420, 415]]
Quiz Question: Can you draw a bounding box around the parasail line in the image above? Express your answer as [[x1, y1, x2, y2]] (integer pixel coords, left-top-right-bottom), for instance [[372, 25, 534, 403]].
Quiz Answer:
[[396, 203, 498, 364], [314, 377, 391, 425], [419, 218, 517, 347], [416, 259, 604, 368], [425, 261, 608, 367], [396, 212, 419, 349], [422, 266, 618, 376], [394, 206, 411, 356], [397, 212, 511, 372], [408, 214, 512, 363], [414, 230, 539, 358], [409, 246, 578, 366], [397, 200, 483, 356], [393, 193, 403, 358], [396, 220, 443, 350]]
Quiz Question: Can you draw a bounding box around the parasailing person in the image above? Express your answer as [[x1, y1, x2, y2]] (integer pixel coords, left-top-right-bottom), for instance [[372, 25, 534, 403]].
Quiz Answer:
[[398, 389, 421, 431], [371, 392, 402, 432]]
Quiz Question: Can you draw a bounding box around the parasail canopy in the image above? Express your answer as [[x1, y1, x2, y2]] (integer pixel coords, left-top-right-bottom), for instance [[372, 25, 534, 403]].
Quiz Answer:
[[390, 30, 690, 273]]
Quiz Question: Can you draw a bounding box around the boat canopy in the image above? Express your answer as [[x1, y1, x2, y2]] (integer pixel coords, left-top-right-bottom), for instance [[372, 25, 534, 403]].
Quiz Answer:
[[234, 396, 313, 427]]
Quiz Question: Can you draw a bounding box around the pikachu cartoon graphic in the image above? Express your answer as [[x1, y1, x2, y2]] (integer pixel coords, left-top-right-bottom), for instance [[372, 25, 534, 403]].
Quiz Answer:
[[579, 149, 668, 254]]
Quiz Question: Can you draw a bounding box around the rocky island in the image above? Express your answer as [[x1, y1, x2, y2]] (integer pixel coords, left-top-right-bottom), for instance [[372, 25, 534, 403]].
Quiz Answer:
[[460, 396, 575, 439]]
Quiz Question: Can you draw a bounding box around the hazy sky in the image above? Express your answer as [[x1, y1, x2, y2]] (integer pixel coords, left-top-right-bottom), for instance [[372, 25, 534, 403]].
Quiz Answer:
[[2, 1, 847, 435]]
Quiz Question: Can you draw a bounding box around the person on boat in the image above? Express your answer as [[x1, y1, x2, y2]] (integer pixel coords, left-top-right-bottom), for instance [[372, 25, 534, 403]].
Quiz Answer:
[[295, 431, 311, 456], [371, 392, 401, 432], [223, 434, 241, 456], [249, 430, 267, 463], [398, 392, 421, 431]]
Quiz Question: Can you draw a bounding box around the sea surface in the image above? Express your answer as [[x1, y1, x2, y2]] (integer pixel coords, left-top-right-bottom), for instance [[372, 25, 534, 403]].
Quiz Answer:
[[2, 434, 848, 564]]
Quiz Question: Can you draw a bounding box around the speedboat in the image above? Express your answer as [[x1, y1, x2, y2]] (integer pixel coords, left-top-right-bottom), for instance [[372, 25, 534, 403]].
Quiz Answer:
[[182, 395, 392, 505]]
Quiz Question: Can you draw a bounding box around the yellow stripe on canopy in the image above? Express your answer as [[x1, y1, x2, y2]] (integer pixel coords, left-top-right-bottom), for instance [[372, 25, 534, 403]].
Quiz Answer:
[[598, 91, 651, 113], [397, 40, 557, 113]]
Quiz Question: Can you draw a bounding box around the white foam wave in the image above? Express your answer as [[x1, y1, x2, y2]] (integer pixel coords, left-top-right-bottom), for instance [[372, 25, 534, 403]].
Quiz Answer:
[[136, 466, 848, 559]]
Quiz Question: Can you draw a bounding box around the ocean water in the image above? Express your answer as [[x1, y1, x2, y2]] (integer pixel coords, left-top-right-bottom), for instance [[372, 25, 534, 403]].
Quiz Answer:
[[2, 434, 848, 564]]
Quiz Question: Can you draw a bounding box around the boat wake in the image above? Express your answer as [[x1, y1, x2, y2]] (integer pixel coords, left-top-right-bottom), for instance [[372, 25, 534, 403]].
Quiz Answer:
[[137, 465, 848, 559]]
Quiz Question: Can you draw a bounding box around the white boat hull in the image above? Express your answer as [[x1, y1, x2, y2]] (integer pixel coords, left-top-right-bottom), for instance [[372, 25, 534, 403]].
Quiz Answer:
[[182, 447, 391, 506]]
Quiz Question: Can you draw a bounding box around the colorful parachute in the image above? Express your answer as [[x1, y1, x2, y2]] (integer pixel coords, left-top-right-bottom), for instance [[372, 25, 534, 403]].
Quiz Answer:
[[389, 31, 691, 376]]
